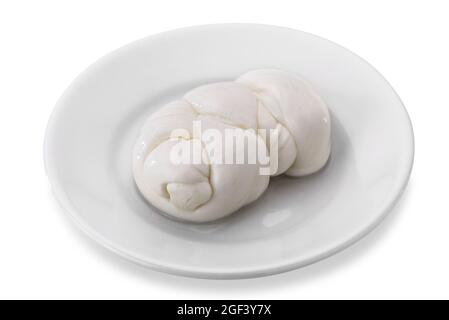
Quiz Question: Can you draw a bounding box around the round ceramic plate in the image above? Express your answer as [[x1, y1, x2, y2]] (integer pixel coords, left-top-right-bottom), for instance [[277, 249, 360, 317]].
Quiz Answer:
[[44, 24, 414, 279]]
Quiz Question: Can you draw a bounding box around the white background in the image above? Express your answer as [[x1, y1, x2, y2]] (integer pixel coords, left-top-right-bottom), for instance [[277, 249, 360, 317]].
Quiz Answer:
[[0, 0, 448, 300]]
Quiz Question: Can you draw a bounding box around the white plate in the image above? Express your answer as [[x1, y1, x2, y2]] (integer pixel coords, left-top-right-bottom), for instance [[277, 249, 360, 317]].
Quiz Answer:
[[44, 24, 414, 279]]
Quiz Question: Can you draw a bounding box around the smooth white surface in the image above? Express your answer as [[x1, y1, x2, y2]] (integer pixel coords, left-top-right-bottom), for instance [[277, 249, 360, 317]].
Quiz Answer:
[[44, 24, 412, 278], [237, 69, 331, 176], [0, 0, 448, 299]]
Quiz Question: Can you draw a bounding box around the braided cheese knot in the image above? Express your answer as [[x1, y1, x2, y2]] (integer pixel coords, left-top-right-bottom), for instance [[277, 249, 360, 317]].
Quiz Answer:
[[133, 69, 331, 222]]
